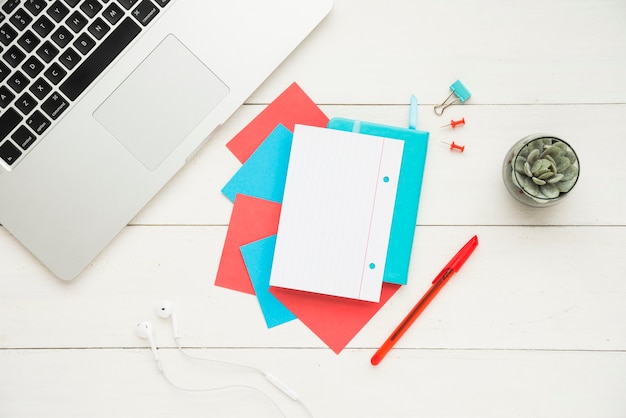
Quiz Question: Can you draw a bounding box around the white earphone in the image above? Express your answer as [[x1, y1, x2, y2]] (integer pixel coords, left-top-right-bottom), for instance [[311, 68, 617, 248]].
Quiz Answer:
[[135, 300, 308, 416], [135, 321, 163, 371], [154, 299, 179, 341]]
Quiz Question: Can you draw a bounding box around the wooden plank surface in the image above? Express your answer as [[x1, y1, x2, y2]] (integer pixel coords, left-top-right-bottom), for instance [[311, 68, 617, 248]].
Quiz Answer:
[[1, 0, 625, 417]]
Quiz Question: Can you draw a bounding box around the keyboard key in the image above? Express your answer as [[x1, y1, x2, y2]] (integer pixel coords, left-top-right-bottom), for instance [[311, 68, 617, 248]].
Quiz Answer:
[[80, 0, 103, 18], [63, 0, 82, 7], [22, 55, 45, 77], [103, 3, 123, 25], [59, 47, 81, 69], [66, 10, 88, 33], [132, 0, 159, 26], [29, 76, 52, 99], [41, 91, 69, 119], [2, 0, 21, 15], [73, 32, 95, 54], [36, 40, 59, 63], [33, 15, 55, 37], [18, 30, 41, 53], [44, 62, 67, 84], [12, 125, 37, 150], [0, 85, 15, 107], [60, 17, 141, 101], [117, 0, 139, 10], [0, 107, 22, 140], [15, 91, 36, 114], [51, 25, 74, 48], [26, 110, 50, 135], [0, 22, 18, 45], [0, 140, 22, 165], [10, 8, 33, 31], [154, 0, 170, 6], [7, 70, 29, 93], [24, 0, 47, 16], [0, 61, 10, 83], [88, 17, 110, 40], [3, 44, 26, 67], [47, 1, 70, 23]]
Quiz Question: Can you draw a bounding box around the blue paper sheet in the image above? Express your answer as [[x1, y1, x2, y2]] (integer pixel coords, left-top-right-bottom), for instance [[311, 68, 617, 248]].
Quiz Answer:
[[221, 124, 293, 203], [240, 235, 296, 328]]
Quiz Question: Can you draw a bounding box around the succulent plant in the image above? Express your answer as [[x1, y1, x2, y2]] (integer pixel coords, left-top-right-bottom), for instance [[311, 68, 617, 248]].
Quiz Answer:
[[511, 137, 579, 202]]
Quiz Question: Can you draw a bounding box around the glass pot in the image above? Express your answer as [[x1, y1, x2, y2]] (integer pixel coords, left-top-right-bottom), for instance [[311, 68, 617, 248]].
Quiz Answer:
[[502, 134, 580, 207]]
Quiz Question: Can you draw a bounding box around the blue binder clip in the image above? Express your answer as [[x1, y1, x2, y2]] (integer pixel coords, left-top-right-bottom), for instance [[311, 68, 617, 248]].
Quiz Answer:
[[434, 80, 471, 116]]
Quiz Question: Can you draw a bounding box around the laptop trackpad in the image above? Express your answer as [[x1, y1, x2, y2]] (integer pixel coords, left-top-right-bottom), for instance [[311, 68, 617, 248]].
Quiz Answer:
[[94, 35, 229, 170]]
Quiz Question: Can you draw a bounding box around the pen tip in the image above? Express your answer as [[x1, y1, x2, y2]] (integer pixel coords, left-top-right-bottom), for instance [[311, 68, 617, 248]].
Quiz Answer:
[[370, 354, 381, 366]]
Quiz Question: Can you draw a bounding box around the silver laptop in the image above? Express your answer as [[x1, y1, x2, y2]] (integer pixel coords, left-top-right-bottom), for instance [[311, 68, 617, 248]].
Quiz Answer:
[[0, 0, 332, 280]]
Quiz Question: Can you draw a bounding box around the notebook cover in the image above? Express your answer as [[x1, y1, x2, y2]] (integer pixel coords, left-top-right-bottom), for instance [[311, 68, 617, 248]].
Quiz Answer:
[[326, 117, 429, 285]]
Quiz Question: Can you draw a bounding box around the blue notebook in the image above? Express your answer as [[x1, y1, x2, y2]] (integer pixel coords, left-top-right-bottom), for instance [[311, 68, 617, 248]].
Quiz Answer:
[[327, 118, 429, 285]]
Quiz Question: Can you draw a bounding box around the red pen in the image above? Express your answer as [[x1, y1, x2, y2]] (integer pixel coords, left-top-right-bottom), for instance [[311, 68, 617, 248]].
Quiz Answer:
[[371, 235, 479, 366]]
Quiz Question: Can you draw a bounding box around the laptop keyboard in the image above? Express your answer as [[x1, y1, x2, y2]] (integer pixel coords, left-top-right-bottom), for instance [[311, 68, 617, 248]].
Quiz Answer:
[[0, 0, 171, 168]]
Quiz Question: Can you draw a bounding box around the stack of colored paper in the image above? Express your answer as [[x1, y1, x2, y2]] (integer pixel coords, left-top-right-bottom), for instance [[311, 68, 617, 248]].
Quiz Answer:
[[215, 83, 429, 353]]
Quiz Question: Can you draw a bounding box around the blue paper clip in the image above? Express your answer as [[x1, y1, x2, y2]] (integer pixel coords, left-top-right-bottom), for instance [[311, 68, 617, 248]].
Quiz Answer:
[[434, 80, 471, 116]]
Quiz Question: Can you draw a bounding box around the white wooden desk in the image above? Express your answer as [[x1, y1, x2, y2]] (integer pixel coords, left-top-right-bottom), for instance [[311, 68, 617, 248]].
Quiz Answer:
[[2, 1, 625, 417]]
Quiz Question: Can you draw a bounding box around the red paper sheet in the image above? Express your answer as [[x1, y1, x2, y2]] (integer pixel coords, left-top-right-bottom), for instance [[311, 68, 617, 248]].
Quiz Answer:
[[270, 283, 401, 354], [218, 83, 401, 354], [226, 82, 328, 163], [215, 194, 282, 295]]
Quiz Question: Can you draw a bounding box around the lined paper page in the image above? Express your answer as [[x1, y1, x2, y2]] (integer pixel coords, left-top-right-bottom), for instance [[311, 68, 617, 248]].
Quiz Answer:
[[269, 125, 404, 302]]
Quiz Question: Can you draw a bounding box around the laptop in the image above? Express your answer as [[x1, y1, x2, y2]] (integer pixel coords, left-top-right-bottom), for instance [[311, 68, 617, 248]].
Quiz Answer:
[[0, 0, 333, 280]]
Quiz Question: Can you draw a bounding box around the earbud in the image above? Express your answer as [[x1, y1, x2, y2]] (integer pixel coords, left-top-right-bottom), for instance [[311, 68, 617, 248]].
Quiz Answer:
[[136, 321, 163, 371], [155, 299, 179, 341]]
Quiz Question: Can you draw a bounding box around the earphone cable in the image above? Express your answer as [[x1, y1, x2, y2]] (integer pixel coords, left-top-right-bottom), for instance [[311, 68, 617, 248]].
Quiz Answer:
[[158, 367, 287, 418], [175, 337, 265, 375], [148, 300, 314, 417], [174, 337, 314, 418]]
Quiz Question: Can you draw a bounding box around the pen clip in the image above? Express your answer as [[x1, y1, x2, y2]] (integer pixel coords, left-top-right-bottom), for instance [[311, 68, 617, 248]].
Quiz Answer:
[[432, 235, 479, 284], [432, 267, 453, 284]]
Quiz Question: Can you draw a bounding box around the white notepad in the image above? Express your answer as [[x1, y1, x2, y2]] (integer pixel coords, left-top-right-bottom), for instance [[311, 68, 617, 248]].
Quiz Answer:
[[269, 124, 404, 302]]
